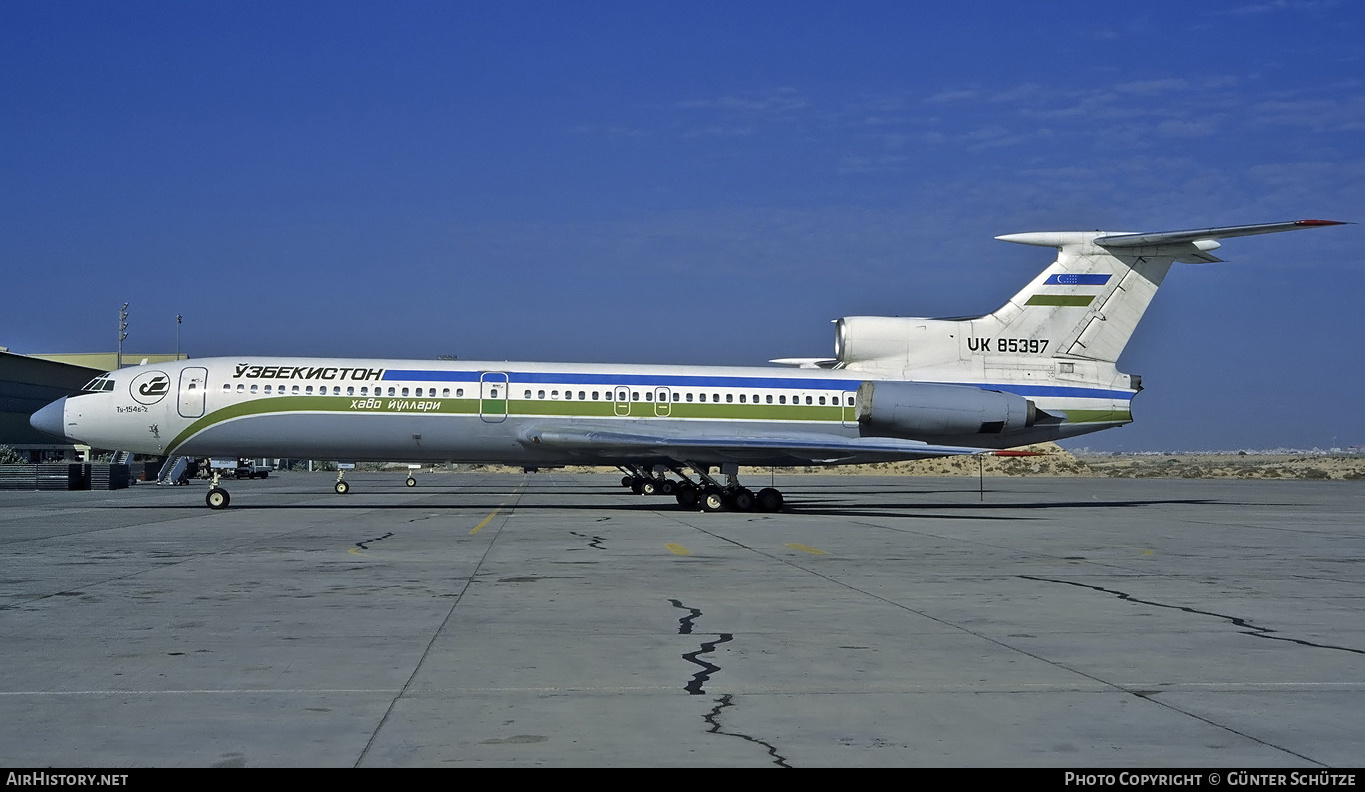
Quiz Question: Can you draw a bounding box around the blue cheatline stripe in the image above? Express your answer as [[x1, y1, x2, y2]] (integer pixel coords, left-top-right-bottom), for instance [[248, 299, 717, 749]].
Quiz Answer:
[[384, 370, 483, 383], [382, 368, 1132, 400], [384, 369, 864, 390], [951, 381, 1131, 400], [1044, 273, 1111, 285]]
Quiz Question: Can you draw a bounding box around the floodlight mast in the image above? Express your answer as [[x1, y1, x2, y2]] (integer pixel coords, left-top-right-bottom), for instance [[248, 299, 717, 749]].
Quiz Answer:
[[117, 303, 128, 370]]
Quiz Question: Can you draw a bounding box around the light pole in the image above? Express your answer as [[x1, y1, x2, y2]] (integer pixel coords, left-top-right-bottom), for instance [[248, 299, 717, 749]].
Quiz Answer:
[[117, 303, 128, 370], [176, 314, 182, 361]]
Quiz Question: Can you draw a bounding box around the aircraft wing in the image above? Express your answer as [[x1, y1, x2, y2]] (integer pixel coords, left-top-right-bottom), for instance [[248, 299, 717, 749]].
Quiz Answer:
[[518, 423, 986, 466]]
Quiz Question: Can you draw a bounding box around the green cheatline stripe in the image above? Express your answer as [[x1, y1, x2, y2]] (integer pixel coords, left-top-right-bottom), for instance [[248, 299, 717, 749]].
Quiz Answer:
[[167, 395, 848, 452], [1064, 409, 1132, 424], [1026, 295, 1095, 307], [167, 394, 1126, 452]]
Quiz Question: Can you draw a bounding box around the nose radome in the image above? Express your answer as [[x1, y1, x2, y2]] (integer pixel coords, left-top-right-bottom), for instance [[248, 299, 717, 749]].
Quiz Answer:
[[29, 397, 70, 441]]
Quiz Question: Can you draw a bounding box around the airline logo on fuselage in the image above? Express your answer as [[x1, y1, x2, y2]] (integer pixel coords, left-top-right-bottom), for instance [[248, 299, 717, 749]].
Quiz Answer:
[[232, 364, 385, 381], [130, 371, 171, 405]]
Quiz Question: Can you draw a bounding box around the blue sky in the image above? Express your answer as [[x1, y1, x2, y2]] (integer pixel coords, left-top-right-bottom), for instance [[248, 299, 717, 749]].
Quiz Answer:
[[2, 1, 1361, 450]]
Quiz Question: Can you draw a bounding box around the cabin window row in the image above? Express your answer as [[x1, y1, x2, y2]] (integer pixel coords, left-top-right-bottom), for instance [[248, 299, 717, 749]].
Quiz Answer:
[[519, 389, 851, 406], [220, 382, 854, 406], [223, 383, 462, 397]]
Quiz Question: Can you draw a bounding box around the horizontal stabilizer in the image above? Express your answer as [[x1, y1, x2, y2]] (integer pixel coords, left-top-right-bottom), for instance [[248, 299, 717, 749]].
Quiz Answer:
[[996, 219, 1347, 251], [1096, 219, 1348, 248]]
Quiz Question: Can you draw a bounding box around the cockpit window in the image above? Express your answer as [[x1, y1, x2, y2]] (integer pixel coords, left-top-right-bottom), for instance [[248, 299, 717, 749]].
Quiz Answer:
[[82, 377, 115, 393]]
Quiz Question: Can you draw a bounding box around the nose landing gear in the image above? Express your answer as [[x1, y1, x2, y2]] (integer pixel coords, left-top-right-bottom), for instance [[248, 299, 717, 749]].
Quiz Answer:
[[206, 470, 230, 510]]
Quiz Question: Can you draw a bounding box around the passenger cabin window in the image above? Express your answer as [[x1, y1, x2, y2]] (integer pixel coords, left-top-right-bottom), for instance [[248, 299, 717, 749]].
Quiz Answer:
[[779, 395, 786, 404], [250, 384, 258, 393], [726, 394, 733, 403], [578, 391, 585, 400], [698, 393, 706, 402], [442, 388, 450, 397], [456, 388, 464, 397], [402, 388, 409, 397], [524, 390, 532, 399], [237, 384, 245, 392]]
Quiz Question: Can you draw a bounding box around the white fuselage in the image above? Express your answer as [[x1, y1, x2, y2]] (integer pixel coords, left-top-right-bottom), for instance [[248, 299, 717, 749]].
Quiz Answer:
[[44, 355, 1133, 466]]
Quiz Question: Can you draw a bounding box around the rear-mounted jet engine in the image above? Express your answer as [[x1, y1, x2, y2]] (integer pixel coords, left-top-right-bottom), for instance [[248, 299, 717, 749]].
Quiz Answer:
[[856, 381, 1039, 438]]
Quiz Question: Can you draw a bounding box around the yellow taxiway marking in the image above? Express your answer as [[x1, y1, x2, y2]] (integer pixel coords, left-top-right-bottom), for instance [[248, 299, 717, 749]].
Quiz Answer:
[[785, 543, 826, 555], [665, 543, 692, 556], [470, 483, 529, 535], [471, 508, 502, 535]]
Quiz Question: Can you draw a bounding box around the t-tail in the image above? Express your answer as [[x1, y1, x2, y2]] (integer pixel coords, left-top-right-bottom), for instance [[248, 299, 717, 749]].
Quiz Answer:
[[807, 219, 1348, 446]]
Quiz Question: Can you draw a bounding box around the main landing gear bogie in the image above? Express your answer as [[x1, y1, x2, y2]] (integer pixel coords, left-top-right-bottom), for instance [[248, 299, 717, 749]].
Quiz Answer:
[[619, 467, 784, 513]]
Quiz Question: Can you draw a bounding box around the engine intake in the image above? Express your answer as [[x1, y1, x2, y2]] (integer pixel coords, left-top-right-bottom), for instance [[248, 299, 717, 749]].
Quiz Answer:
[[856, 381, 1036, 438]]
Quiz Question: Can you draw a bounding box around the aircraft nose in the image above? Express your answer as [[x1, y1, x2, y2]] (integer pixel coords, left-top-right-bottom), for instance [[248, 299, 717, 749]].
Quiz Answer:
[[30, 397, 70, 441]]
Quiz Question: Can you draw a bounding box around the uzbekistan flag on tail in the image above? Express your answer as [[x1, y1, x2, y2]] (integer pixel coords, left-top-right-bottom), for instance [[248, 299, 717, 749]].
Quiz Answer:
[[1027, 273, 1112, 306]]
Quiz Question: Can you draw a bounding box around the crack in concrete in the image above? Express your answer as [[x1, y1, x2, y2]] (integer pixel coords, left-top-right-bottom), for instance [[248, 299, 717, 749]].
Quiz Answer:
[[703, 694, 791, 768], [668, 599, 790, 767], [354, 532, 393, 550], [1021, 575, 1365, 656], [567, 531, 606, 550]]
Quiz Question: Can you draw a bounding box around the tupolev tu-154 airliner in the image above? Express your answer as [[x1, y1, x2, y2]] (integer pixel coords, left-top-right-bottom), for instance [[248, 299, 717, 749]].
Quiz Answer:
[[30, 219, 1346, 511]]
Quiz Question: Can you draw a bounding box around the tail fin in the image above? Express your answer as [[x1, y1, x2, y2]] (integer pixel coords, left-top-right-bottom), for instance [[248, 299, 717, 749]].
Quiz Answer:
[[984, 220, 1346, 363]]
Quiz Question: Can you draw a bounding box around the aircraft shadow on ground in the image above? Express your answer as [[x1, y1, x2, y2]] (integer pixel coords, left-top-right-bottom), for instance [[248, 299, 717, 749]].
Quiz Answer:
[[122, 486, 1221, 521], [781, 498, 1217, 520]]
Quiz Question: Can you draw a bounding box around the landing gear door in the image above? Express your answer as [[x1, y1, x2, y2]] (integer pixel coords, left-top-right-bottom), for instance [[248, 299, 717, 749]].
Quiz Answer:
[[178, 367, 208, 419], [480, 372, 508, 423]]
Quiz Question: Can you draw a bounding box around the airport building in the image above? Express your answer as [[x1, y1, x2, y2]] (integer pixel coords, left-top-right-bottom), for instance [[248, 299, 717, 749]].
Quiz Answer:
[[0, 348, 183, 461]]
